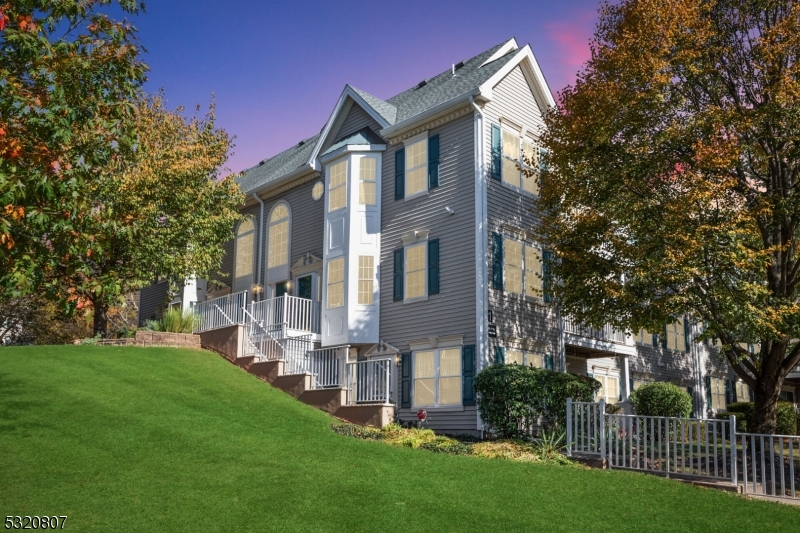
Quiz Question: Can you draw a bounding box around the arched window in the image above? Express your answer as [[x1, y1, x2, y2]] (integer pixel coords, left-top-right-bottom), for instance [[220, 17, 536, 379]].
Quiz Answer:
[[233, 218, 255, 294], [267, 203, 290, 269]]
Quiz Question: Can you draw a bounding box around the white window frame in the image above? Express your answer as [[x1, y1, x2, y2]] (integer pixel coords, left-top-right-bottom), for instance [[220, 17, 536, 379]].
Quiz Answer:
[[709, 377, 727, 411], [500, 126, 540, 197], [328, 159, 348, 213], [358, 156, 377, 206], [504, 348, 545, 368], [403, 132, 428, 200], [595, 374, 620, 404], [233, 217, 255, 295], [357, 255, 375, 306], [412, 348, 462, 408], [326, 256, 345, 309], [267, 202, 291, 269], [404, 242, 428, 302], [503, 236, 543, 301]]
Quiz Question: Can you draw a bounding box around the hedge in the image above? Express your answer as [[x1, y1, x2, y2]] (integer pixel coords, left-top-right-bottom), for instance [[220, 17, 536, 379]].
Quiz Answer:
[[629, 382, 693, 418], [474, 364, 601, 439]]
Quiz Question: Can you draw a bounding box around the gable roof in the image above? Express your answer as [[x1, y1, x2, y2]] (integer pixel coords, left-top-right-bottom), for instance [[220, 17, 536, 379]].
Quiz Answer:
[[322, 127, 385, 157], [237, 38, 543, 195]]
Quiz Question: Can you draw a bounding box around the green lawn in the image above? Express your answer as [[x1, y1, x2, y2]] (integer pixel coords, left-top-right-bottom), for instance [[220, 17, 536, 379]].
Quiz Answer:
[[0, 346, 797, 532]]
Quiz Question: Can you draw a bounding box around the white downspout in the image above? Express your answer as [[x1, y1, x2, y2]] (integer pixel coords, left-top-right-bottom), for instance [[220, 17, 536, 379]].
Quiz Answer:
[[470, 95, 488, 438], [253, 194, 265, 302]]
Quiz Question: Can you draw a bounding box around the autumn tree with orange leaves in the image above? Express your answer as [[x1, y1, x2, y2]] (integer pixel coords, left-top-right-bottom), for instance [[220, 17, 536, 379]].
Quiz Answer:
[[539, 0, 800, 434]]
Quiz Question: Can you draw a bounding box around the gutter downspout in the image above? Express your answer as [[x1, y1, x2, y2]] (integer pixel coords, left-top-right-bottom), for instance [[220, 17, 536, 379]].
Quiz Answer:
[[253, 194, 265, 302], [470, 95, 488, 439]]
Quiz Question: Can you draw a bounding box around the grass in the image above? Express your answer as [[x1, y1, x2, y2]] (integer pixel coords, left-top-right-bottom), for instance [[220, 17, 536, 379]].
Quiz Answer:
[[0, 346, 798, 532]]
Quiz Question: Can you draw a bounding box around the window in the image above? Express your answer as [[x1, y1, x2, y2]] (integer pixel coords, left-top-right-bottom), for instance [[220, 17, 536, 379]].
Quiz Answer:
[[635, 329, 652, 346], [405, 138, 427, 197], [413, 348, 462, 407], [326, 257, 344, 309], [521, 138, 539, 195], [595, 375, 620, 404], [312, 181, 324, 201], [709, 377, 726, 410], [328, 160, 347, 212], [359, 157, 377, 205], [505, 349, 545, 368], [735, 380, 751, 402], [665, 320, 686, 351], [357, 256, 374, 305], [405, 243, 426, 300], [502, 237, 543, 299], [496, 125, 539, 196], [501, 128, 520, 190], [631, 377, 653, 391], [267, 203, 289, 269], [233, 218, 255, 294]]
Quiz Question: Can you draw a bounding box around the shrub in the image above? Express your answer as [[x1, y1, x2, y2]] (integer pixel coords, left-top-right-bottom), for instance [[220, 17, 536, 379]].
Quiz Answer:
[[474, 364, 600, 438], [418, 437, 472, 455], [331, 424, 381, 440], [629, 382, 692, 418], [716, 412, 748, 432], [144, 308, 200, 334], [724, 402, 797, 435]]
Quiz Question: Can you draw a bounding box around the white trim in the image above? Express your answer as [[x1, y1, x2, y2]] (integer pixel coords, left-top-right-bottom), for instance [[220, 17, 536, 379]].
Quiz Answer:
[[402, 132, 429, 198], [318, 143, 387, 164], [471, 96, 488, 433], [478, 45, 557, 112], [411, 347, 463, 408], [479, 38, 519, 68], [381, 91, 485, 140], [232, 216, 256, 297], [308, 86, 392, 168]]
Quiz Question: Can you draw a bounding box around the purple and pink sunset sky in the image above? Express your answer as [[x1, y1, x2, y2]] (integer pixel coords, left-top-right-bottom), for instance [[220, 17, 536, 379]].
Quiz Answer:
[[134, 0, 599, 174]]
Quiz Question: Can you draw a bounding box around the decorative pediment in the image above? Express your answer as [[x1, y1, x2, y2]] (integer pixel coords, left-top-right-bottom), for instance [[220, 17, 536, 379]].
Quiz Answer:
[[290, 253, 323, 277], [363, 341, 401, 358]]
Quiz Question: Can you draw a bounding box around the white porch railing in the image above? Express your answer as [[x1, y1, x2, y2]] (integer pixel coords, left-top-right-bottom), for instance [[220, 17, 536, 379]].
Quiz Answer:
[[281, 336, 316, 375], [566, 399, 800, 500], [248, 296, 321, 336], [307, 346, 349, 389], [193, 291, 247, 332], [564, 317, 627, 344], [346, 359, 392, 405]]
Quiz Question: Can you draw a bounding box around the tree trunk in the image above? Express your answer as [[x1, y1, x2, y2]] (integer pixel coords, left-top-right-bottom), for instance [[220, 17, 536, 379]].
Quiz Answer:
[[750, 361, 784, 435], [93, 300, 109, 338]]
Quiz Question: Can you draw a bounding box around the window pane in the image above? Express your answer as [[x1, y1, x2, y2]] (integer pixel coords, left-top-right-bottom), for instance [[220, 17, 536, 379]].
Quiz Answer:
[[405, 244, 426, 299], [438, 377, 461, 405], [327, 257, 344, 309], [414, 378, 435, 406], [526, 353, 543, 368], [358, 256, 374, 305], [328, 160, 347, 212], [359, 158, 376, 205], [506, 349, 523, 365], [407, 245, 425, 271], [415, 351, 435, 378], [329, 186, 346, 212], [606, 377, 619, 403], [502, 129, 519, 159], [522, 173, 539, 195], [328, 257, 344, 283], [406, 271, 425, 299], [234, 219, 255, 293], [439, 348, 461, 376], [406, 139, 427, 170], [359, 182, 376, 205], [405, 166, 427, 196], [525, 246, 541, 298], [360, 157, 376, 181], [329, 160, 347, 188], [522, 139, 537, 168], [270, 204, 289, 222], [675, 320, 685, 351], [267, 220, 289, 268], [502, 157, 519, 187], [506, 239, 522, 267]]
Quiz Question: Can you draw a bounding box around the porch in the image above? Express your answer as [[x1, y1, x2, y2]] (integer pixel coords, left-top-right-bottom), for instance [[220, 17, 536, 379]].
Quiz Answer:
[[563, 317, 637, 357]]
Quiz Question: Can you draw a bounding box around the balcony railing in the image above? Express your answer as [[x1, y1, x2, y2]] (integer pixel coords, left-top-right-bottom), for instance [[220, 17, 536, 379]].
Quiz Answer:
[[248, 295, 321, 336], [193, 291, 247, 333], [564, 316, 627, 345], [346, 359, 393, 405]]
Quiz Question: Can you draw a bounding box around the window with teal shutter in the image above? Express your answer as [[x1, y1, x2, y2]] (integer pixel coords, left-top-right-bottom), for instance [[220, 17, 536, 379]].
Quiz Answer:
[[492, 233, 503, 290], [490, 124, 502, 180], [394, 148, 405, 200], [400, 352, 411, 408], [428, 134, 439, 189], [428, 239, 439, 295], [462, 345, 476, 406], [393, 249, 403, 301], [544, 354, 554, 371], [494, 346, 505, 365]]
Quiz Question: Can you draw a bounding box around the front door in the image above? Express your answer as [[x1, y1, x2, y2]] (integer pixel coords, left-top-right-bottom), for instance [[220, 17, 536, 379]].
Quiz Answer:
[[275, 281, 289, 298], [297, 275, 312, 300]]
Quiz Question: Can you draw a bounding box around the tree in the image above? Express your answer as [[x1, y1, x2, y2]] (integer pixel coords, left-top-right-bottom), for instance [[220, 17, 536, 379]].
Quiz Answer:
[[539, 0, 800, 433], [57, 94, 244, 335], [0, 0, 147, 296], [0, 291, 91, 345]]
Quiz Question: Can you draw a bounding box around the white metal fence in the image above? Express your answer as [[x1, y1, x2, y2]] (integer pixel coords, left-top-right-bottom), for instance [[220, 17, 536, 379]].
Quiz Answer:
[[563, 317, 627, 344], [193, 291, 247, 332], [248, 295, 321, 336], [346, 359, 392, 405], [307, 346, 348, 389], [566, 399, 800, 500]]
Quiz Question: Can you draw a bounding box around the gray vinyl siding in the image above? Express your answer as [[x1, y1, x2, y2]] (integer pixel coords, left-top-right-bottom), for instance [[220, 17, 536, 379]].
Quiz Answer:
[[137, 281, 169, 326], [379, 111, 478, 433], [337, 103, 384, 141], [483, 66, 560, 370]]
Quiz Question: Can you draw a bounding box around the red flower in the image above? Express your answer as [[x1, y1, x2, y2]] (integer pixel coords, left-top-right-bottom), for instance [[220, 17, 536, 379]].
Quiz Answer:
[[0, 12, 6, 31]]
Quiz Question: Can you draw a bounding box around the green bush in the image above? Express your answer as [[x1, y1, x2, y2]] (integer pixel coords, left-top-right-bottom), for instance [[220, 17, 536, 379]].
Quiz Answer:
[[715, 412, 748, 432], [723, 402, 797, 435], [474, 365, 600, 438], [144, 308, 200, 334], [331, 424, 382, 440], [629, 382, 692, 418], [418, 437, 472, 455]]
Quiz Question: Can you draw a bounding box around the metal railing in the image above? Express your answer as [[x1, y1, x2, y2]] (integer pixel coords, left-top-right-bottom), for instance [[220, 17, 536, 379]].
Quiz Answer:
[[307, 346, 349, 389], [563, 317, 627, 344], [346, 359, 393, 405], [281, 336, 315, 375], [248, 296, 321, 336], [193, 291, 247, 332], [566, 399, 800, 500]]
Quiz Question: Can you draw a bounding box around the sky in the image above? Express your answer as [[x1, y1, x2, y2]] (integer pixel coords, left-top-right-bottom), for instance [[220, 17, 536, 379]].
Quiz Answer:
[[128, 0, 600, 174]]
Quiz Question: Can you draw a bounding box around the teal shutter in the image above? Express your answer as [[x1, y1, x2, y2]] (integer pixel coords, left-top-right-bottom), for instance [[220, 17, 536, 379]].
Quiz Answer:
[[400, 352, 411, 408], [725, 379, 734, 405], [490, 124, 502, 180], [542, 250, 553, 303], [491, 233, 503, 290], [629, 377, 635, 393], [683, 317, 691, 352], [393, 249, 404, 301], [428, 134, 439, 189], [661, 325, 668, 349], [462, 345, 476, 406], [428, 239, 440, 295], [494, 346, 505, 365], [704, 375, 712, 409], [748, 387, 754, 402], [544, 354, 554, 371], [651, 333, 659, 347], [394, 148, 405, 200]]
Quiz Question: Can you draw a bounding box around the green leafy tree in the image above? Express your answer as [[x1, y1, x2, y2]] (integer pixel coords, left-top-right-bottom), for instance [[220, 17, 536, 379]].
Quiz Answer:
[[539, 0, 800, 433], [0, 1, 148, 296]]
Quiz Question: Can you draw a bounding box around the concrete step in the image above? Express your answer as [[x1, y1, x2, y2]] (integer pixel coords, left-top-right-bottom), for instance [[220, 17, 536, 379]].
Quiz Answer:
[[271, 373, 312, 398], [247, 360, 283, 383], [234, 356, 256, 369], [299, 388, 347, 414]]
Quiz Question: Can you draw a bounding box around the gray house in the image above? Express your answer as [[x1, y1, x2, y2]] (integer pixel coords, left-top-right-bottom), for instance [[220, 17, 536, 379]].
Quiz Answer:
[[140, 38, 798, 433]]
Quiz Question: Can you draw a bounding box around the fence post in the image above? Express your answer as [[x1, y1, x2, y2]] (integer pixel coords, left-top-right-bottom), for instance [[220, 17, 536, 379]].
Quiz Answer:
[[599, 399, 606, 465], [282, 296, 288, 339], [566, 398, 573, 457], [729, 415, 737, 487]]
